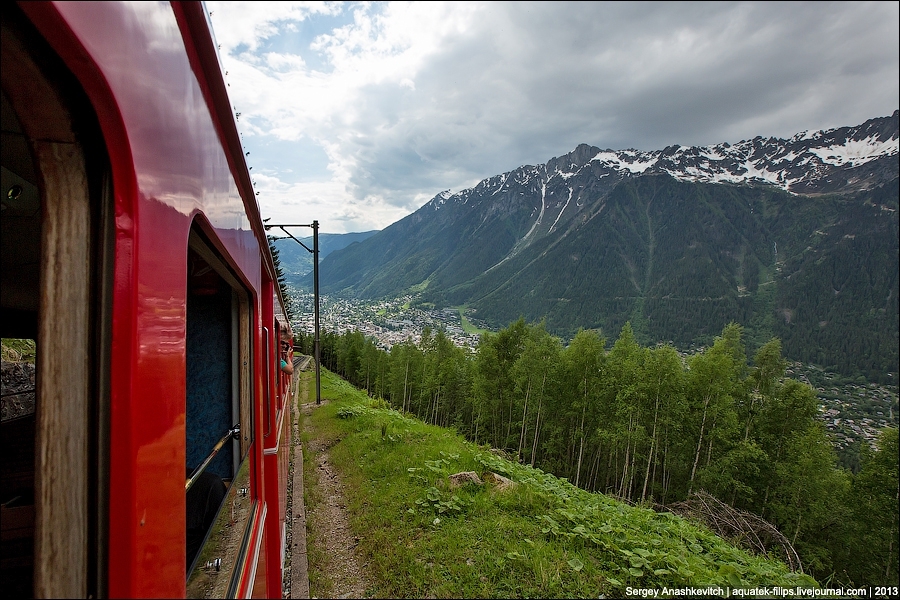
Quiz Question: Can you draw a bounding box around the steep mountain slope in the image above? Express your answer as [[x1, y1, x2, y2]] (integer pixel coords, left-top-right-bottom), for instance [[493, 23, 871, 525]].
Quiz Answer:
[[274, 230, 378, 286], [318, 112, 899, 378]]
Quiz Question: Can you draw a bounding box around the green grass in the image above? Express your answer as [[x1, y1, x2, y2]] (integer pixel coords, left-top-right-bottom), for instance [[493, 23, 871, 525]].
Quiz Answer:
[[299, 369, 819, 598], [455, 306, 491, 336], [1, 338, 36, 362], [408, 279, 431, 293]]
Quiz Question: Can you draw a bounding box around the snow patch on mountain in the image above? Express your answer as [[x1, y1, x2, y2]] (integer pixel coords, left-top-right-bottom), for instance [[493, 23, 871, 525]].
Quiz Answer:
[[587, 112, 898, 194], [591, 150, 657, 173], [427, 189, 456, 210], [808, 135, 898, 167]]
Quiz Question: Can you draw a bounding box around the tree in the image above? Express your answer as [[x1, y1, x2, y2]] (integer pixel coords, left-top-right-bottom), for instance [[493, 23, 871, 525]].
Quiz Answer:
[[742, 338, 787, 441], [472, 319, 527, 450], [638, 344, 685, 502], [510, 322, 560, 465], [765, 426, 849, 575], [697, 439, 768, 507], [267, 233, 295, 324], [684, 323, 744, 495], [754, 379, 820, 515], [558, 329, 606, 488], [605, 322, 648, 498], [844, 427, 899, 585], [337, 330, 365, 384], [388, 340, 422, 414]]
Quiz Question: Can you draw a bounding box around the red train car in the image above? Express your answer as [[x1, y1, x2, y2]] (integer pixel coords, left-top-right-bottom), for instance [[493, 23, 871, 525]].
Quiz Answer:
[[1, 2, 295, 597]]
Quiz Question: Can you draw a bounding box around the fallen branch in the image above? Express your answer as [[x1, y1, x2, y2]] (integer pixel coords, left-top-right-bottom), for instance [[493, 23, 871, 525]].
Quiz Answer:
[[664, 490, 804, 573]]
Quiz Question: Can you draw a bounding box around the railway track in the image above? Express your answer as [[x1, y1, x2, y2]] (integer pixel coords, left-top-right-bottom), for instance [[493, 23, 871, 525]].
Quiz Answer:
[[293, 355, 313, 371]]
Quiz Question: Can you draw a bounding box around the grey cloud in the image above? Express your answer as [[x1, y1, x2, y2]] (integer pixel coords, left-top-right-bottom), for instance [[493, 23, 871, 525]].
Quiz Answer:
[[239, 1, 897, 228]]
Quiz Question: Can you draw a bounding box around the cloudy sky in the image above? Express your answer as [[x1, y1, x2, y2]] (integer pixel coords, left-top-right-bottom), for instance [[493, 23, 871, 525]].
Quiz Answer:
[[205, 1, 899, 234]]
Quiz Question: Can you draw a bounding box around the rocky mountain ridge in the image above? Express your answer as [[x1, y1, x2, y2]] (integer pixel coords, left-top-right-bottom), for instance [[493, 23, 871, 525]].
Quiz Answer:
[[430, 110, 898, 209]]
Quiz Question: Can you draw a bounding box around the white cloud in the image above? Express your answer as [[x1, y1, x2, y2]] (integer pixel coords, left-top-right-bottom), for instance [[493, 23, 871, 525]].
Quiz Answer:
[[207, 1, 342, 53], [207, 1, 899, 233]]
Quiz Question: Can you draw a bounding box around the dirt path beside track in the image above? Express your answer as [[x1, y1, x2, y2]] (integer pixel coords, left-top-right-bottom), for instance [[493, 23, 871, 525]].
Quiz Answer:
[[298, 373, 370, 599]]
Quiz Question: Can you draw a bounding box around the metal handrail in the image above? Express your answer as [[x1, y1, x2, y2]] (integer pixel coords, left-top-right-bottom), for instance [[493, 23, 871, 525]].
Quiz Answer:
[[185, 424, 240, 491]]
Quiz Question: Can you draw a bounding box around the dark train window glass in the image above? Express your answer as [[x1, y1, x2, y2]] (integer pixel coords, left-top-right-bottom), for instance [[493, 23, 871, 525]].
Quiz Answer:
[[185, 229, 255, 586]]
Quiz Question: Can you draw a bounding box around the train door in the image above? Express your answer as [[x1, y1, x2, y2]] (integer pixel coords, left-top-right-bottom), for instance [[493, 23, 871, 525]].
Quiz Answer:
[[1, 5, 113, 598]]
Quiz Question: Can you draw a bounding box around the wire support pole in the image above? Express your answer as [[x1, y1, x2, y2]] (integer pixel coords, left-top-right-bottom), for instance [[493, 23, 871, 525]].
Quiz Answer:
[[264, 221, 322, 405], [312, 220, 321, 405]]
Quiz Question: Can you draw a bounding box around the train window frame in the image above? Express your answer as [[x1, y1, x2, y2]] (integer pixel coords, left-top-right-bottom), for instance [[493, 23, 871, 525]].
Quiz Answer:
[[185, 228, 256, 585], [2, 6, 114, 596], [186, 229, 254, 464]]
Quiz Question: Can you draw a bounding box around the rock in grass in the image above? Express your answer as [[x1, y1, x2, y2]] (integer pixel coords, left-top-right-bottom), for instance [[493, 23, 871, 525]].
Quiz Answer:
[[448, 471, 483, 488], [483, 471, 516, 492]]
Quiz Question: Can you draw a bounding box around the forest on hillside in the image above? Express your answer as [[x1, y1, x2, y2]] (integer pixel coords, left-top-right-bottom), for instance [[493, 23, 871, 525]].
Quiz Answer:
[[296, 321, 898, 587]]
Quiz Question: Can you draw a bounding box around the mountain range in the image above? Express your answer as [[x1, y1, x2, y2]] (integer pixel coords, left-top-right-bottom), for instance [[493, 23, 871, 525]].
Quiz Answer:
[[274, 230, 378, 284], [313, 111, 899, 380]]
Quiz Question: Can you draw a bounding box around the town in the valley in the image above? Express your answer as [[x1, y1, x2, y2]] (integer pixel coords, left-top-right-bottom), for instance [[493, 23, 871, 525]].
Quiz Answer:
[[291, 290, 898, 461]]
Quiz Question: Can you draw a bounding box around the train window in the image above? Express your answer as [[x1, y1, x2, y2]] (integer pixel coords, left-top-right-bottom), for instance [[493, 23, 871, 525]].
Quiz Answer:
[[2, 13, 113, 596], [276, 320, 292, 413], [1, 94, 41, 591], [185, 251, 236, 482], [185, 458, 253, 597], [184, 229, 255, 590], [1, 75, 42, 600]]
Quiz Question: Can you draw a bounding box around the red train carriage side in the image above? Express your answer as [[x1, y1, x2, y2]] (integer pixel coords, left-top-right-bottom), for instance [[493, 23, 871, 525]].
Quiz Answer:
[[1, 2, 294, 597]]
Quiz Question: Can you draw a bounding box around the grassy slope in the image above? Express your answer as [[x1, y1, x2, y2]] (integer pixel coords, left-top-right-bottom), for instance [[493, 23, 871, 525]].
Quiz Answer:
[[300, 369, 818, 598], [455, 306, 491, 336]]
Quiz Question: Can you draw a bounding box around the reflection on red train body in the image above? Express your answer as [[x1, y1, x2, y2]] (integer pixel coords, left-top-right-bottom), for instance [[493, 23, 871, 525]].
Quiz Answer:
[[1, 2, 295, 597]]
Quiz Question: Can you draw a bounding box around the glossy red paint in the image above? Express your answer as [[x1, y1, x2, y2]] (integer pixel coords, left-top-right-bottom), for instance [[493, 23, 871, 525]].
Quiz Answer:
[[15, 2, 288, 597], [250, 514, 270, 599], [263, 283, 294, 595], [264, 383, 292, 595]]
